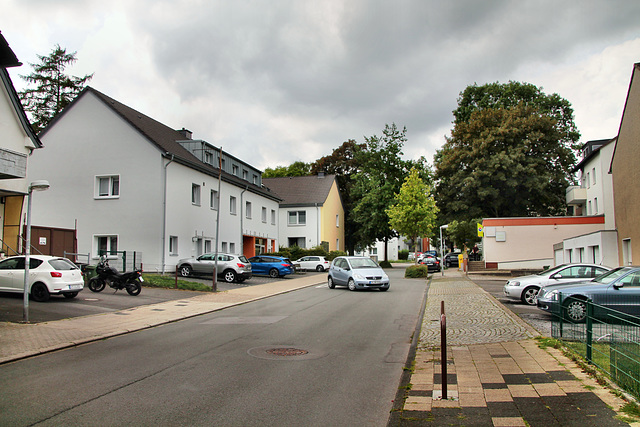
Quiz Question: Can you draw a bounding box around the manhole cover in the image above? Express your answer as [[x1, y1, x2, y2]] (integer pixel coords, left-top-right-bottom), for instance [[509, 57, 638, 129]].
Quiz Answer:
[[248, 345, 327, 361], [266, 348, 309, 357]]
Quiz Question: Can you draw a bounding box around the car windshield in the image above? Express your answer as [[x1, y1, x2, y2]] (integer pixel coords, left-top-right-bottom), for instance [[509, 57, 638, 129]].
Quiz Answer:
[[591, 267, 633, 284], [349, 258, 379, 269], [537, 264, 567, 276]]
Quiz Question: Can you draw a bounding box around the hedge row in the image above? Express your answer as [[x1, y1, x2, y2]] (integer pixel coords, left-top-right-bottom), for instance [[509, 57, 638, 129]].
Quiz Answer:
[[272, 246, 347, 262]]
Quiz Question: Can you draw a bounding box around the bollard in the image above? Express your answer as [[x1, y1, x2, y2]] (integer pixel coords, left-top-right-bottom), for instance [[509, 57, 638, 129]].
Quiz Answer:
[[441, 300, 447, 400], [175, 265, 179, 289]]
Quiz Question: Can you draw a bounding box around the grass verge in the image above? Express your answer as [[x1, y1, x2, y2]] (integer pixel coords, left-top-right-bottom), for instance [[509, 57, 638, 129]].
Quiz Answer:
[[141, 274, 213, 292]]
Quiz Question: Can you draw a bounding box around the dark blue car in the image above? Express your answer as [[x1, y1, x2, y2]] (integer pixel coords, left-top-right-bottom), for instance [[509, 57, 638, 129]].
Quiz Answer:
[[248, 256, 294, 278]]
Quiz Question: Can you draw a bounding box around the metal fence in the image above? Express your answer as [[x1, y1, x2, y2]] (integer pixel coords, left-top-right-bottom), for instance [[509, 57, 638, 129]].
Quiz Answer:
[[97, 250, 143, 272], [551, 296, 640, 399]]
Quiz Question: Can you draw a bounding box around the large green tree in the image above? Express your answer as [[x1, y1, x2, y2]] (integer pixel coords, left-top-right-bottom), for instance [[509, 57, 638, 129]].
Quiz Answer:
[[351, 123, 414, 257], [387, 168, 438, 262], [263, 161, 312, 178], [435, 82, 579, 223], [19, 44, 93, 132]]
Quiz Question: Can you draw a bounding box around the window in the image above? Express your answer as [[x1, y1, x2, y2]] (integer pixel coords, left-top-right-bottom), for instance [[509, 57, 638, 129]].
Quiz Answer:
[[253, 175, 258, 184], [96, 175, 120, 198], [592, 168, 596, 185], [594, 197, 598, 214], [586, 172, 590, 189], [262, 207, 267, 223], [204, 240, 212, 253], [204, 151, 213, 164], [222, 242, 228, 253], [229, 242, 235, 253], [192, 184, 201, 205], [96, 235, 118, 257], [169, 236, 178, 255], [288, 210, 306, 225], [336, 214, 339, 227], [246, 201, 252, 219], [210, 189, 219, 210], [588, 200, 592, 215], [232, 165, 239, 175], [242, 170, 248, 180], [271, 209, 276, 225], [230, 196, 237, 215]]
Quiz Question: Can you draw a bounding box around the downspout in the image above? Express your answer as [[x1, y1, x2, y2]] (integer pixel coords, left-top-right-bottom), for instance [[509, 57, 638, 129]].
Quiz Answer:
[[240, 185, 248, 254], [161, 153, 175, 274], [316, 203, 320, 249]]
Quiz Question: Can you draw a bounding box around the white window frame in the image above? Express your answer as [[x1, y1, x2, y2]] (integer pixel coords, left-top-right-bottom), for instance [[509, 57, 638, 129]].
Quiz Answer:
[[246, 201, 252, 219], [192, 183, 201, 206], [230, 196, 237, 215], [288, 210, 306, 226], [95, 175, 120, 199], [94, 234, 118, 259], [271, 209, 276, 225], [169, 235, 178, 255], [262, 207, 267, 223], [210, 189, 219, 210]]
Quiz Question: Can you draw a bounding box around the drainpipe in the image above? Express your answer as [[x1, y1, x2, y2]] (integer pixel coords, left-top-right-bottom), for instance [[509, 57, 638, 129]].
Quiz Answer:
[[316, 203, 320, 249], [161, 153, 175, 274], [240, 185, 248, 255]]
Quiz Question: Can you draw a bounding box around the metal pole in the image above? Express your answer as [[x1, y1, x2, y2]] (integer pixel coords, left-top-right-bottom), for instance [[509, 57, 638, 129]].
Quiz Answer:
[[441, 300, 447, 399], [213, 146, 222, 292], [22, 188, 33, 323]]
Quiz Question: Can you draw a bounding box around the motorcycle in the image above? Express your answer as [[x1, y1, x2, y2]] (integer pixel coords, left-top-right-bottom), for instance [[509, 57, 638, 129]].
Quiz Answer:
[[88, 256, 143, 296]]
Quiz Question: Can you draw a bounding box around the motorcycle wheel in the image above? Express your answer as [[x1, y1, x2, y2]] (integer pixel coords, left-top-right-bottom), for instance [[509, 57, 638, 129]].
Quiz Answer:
[[88, 277, 106, 292], [126, 279, 142, 296]]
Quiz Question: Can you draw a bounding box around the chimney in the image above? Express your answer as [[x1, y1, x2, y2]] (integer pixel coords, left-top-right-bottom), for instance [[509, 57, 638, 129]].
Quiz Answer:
[[178, 128, 192, 139]]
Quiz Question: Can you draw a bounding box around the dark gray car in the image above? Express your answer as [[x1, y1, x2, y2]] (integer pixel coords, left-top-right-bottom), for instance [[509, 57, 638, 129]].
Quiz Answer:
[[177, 253, 252, 283]]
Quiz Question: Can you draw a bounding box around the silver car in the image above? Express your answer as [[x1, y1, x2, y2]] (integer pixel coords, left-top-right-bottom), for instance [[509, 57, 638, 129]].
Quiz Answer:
[[327, 256, 389, 291], [177, 253, 252, 283]]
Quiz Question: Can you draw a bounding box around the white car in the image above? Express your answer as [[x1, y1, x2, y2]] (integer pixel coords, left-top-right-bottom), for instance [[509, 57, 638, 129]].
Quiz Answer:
[[292, 256, 331, 272], [503, 263, 611, 306], [0, 255, 84, 302]]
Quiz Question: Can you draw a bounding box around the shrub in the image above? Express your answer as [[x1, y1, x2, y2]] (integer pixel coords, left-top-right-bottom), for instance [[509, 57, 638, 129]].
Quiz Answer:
[[379, 260, 392, 268], [398, 250, 409, 260], [405, 265, 430, 278]]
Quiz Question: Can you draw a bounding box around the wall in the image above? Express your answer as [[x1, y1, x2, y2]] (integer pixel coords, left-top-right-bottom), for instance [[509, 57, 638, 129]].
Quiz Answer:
[[319, 180, 345, 251], [482, 216, 605, 270]]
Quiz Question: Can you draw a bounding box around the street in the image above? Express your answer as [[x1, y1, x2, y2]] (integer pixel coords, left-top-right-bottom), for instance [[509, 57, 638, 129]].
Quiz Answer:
[[0, 267, 426, 426]]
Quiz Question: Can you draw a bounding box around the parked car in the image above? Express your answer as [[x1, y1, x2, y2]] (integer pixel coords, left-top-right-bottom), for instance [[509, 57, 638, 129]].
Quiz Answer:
[[292, 256, 330, 272], [248, 255, 294, 278], [177, 253, 252, 283], [0, 255, 84, 302], [503, 263, 610, 306], [327, 256, 389, 291], [537, 266, 640, 322], [443, 252, 460, 268], [419, 255, 441, 272]]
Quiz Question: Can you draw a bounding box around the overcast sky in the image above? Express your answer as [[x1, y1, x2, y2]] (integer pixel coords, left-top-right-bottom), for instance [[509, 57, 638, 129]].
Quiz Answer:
[[3, 1, 639, 171]]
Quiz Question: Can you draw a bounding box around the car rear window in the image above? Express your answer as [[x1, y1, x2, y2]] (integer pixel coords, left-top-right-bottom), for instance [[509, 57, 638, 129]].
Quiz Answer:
[[48, 258, 78, 270], [238, 256, 249, 263]]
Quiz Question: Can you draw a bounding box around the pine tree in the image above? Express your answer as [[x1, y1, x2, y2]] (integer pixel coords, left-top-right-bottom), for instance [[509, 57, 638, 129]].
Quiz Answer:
[[19, 44, 93, 132]]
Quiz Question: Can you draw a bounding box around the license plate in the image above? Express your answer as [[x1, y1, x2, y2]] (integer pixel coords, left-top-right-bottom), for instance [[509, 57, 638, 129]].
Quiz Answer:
[[369, 281, 381, 285], [69, 284, 83, 290]]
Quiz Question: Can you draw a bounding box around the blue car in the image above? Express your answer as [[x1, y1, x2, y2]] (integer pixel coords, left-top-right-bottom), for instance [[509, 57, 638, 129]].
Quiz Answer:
[[248, 255, 294, 278]]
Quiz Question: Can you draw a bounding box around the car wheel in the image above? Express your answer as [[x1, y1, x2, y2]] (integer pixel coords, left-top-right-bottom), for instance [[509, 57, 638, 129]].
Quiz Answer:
[[445, 260, 451, 268], [348, 278, 357, 291], [315, 265, 324, 272], [179, 265, 192, 277], [564, 299, 587, 323], [269, 268, 279, 278], [328, 276, 335, 289], [31, 282, 50, 302], [223, 269, 237, 283], [63, 292, 78, 299], [521, 286, 540, 306]]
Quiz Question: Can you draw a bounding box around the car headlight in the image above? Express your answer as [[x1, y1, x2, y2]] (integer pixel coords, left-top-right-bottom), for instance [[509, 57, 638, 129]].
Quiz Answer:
[[382, 273, 389, 280], [353, 273, 365, 280], [544, 290, 559, 301], [507, 281, 520, 287]]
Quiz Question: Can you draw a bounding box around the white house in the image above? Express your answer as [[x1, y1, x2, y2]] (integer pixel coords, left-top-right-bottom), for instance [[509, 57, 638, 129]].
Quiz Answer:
[[0, 33, 43, 256], [27, 87, 280, 272], [561, 138, 617, 266]]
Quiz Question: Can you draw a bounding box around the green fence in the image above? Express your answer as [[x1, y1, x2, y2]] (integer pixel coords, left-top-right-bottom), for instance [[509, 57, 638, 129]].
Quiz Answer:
[[551, 295, 640, 399], [97, 250, 143, 272]]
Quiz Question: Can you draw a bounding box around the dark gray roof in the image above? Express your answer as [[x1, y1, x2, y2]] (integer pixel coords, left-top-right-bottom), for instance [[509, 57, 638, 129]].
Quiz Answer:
[[262, 175, 337, 207], [42, 86, 279, 201]]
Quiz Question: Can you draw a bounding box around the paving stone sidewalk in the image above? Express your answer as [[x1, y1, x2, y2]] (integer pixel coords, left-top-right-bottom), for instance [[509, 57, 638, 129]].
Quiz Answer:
[[391, 271, 638, 427]]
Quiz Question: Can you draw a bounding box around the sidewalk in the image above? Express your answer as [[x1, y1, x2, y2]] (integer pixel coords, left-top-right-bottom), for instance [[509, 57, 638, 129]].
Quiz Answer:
[[0, 274, 324, 364], [391, 270, 637, 426]]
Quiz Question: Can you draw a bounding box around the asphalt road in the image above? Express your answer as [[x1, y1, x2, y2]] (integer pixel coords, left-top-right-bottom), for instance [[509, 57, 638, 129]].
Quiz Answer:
[[468, 274, 552, 336], [0, 272, 315, 324], [0, 267, 426, 426]]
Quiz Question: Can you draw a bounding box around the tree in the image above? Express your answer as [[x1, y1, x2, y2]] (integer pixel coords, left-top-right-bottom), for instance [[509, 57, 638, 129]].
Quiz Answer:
[[387, 169, 438, 262], [445, 219, 481, 252], [311, 140, 364, 255], [351, 123, 415, 257], [19, 44, 93, 132], [434, 82, 579, 223], [263, 161, 312, 178]]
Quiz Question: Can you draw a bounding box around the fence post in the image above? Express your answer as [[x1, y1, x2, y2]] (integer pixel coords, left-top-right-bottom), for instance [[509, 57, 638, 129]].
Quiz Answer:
[[586, 301, 593, 363], [559, 293, 564, 338], [175, 265, 179, 289], [441, 301, 447, 400]]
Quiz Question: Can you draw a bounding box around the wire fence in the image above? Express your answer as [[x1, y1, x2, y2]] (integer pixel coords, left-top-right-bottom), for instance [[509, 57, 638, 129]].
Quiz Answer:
[[550, 295, 640, 400]]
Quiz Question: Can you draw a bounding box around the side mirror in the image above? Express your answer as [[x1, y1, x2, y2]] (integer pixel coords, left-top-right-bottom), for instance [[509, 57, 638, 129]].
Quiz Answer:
[[613, 283, 623, 290]]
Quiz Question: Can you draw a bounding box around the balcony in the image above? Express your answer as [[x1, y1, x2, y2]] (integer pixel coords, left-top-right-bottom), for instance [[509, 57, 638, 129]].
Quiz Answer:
[[566, 185, 587, 205]]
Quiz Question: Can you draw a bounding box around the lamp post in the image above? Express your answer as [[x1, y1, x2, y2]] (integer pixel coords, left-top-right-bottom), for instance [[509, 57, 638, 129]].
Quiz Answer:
[[439, 224, 448, 277], [23, 180, 50, 323]]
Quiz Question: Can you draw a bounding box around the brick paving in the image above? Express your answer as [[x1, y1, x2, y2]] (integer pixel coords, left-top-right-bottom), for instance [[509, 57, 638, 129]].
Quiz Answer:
[[392, 271, 638, 427]]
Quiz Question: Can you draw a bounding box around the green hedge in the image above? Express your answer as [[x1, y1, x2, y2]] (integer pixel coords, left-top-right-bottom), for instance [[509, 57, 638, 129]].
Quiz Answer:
[[398, 250, 410, 260], [379, 260, 392, 268], [405, 265, 430, 278], [272, 245, 347, 261]]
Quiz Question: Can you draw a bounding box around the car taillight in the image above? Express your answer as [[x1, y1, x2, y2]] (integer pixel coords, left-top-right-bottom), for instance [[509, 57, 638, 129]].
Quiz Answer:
[[237, 263, 245, 268], [50, 272, 62, 278]]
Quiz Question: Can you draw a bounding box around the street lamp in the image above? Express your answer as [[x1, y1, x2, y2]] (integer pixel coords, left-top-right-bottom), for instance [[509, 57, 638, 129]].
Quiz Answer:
[[439, 224, 448, 277], [23, 180, 50, 323]]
